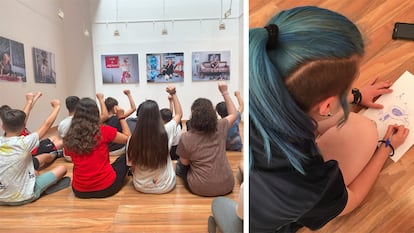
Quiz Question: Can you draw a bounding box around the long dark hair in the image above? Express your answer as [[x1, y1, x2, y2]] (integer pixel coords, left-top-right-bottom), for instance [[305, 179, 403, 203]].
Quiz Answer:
[[189, 98, 217, 134], [63, 98, 101, 154], [127, 100, 168, 169]]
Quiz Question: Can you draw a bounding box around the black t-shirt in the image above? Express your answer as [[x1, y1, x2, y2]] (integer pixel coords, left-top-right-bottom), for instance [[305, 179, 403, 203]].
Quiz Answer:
[[105, 115, 124, 151], [249, 128, 348, 232]]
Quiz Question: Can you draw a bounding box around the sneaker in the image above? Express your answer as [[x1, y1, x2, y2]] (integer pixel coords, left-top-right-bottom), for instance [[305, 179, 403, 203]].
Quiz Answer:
[[51, 149, 64, 158], [43, 176, 71, 195]]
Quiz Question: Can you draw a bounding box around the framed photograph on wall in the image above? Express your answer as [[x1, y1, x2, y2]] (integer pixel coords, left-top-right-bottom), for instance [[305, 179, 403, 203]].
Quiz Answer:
[[146, 52, 184, 83], [0, 36, 26, 82], [101, 54, 139, 84], [192, 51, 230, 81], [33, 47, 56, 83]]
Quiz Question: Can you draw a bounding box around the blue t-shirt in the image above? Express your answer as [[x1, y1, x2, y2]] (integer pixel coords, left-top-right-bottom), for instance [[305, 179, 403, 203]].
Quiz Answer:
[[226, 111, 242, 151]]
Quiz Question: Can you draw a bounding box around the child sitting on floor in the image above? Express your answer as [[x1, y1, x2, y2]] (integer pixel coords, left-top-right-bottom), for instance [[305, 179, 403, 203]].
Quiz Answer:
[[175, 82, 238, 197], [103, 90, 136, 154], [160, 94, 182, 160], [126, 85, 182, 194], [216, 91, 243, 151], [63, 97, 130, 198], [0, 99, 69, 206]]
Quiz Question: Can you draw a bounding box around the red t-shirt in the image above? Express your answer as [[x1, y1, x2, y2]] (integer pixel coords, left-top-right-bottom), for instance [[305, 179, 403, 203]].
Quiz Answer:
[[65, 125, 117, 192]]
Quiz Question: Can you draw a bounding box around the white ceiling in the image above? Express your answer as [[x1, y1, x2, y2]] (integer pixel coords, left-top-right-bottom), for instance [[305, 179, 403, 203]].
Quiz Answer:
[[91, 0, 243, 23]]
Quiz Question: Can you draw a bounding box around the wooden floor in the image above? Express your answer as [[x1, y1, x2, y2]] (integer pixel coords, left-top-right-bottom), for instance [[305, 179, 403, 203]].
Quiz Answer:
[[0, 122, 243, 233], [250, 1, 414, 233]]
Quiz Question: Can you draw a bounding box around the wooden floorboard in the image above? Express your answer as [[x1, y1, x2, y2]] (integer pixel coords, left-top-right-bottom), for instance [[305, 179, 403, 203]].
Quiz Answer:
[[250, 1, 414, 233], [0, 122, 243, 233]]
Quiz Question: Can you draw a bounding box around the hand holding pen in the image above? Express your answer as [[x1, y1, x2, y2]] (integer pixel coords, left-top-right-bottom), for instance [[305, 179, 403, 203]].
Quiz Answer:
[[381, 125, 409, 156]]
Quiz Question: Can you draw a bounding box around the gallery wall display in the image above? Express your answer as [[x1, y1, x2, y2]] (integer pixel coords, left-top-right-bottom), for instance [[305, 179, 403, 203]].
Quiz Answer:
[[101, 54, 139, 84], [33, 47, 56, 84], [0, 36, 26, 82], [192, 51, 231, 81], [146, 52, 184, 83]]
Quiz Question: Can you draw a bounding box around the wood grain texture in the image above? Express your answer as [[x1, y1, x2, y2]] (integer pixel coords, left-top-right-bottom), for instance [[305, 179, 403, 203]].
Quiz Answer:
[[249, 1, 414, 232], [0, 121, 243, 233]]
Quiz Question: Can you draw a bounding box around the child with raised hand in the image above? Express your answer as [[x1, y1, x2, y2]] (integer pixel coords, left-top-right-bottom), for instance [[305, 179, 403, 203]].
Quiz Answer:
[[0, 99, 68, 206], [103, 90, 136, 154], [1, 93, 64, 168], [96, 93, 110, 123], [63, 97, 130, 198], [126, 85, 182, 194], [216, 91, 244, 151], [176, 82, 238, 197], [160, 94, 182, 160], [21, 91, 42, 135]]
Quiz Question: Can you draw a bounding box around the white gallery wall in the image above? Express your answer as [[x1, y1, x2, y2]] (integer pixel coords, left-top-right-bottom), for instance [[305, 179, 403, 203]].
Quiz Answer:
[[0, 0, 244, 136], [91, 0, 244, 119], [0, 0, 67, 132]]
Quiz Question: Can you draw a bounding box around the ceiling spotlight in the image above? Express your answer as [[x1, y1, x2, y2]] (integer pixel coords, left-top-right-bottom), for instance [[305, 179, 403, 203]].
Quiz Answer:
[[219, 22, 226, 30], [84, 29, 90, 37], [114, 29, 120, 36], [57, 8, 64, 19], [161, 27, 168, 35], [224, 9, 231, 19]]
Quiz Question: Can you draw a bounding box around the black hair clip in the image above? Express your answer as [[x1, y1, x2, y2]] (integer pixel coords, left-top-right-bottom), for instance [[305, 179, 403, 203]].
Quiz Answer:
[[265, 24, 279, 50]]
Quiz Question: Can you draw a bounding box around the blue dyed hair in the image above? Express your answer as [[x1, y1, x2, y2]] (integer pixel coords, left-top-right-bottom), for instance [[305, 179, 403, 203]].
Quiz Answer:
[[249, 6, 364, 174]]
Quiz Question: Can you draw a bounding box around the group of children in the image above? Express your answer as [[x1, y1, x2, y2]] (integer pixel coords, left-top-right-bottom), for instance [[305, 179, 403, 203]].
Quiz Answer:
[[0, 82, 243, 206]]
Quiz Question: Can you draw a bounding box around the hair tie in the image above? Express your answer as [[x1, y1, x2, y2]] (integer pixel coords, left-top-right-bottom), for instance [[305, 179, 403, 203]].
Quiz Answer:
[[265, 24, 279, 50]]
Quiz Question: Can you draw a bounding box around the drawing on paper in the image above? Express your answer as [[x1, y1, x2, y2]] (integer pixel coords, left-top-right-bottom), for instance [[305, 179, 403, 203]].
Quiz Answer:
[[377, 94, 409, 126]]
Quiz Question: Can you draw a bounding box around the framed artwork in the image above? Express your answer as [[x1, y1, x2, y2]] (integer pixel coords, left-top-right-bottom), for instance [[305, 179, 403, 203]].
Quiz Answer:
[[192, 51, 231, 81], [33, 47, 56, 83], [101, 54, 139, 84], [0, 36, 26, 82], [146, 52, 184, 83]]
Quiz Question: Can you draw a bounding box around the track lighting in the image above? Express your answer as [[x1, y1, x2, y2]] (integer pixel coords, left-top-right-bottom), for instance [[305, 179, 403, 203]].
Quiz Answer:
[[219, 22, 226, 30]]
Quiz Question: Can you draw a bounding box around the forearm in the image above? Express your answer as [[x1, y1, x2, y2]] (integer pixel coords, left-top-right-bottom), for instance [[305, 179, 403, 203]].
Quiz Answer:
[[37, 107, 60, 138], [98, 98, 109, 122], [223, 92, 237, 118], [119, 118, 131, 137], [171, 94, 183, 120], [126, 94, 136, 116], [236, 93, 244, 113], [340, 145, 391, 215], [22, 100, 33, 123], [169, 99, 173, 113]]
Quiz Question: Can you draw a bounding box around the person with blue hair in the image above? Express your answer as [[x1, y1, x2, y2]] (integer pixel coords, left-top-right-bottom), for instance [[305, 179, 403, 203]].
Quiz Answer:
[[249, 6, 409, 232]]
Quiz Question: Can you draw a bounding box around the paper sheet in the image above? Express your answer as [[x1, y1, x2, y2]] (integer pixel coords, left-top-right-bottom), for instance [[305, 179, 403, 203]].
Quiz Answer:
[[362, 71, 414, 162]]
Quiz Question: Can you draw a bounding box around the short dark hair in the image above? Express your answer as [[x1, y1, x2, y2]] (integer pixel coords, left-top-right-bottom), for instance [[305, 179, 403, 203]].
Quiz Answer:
[[215, 102, 228, 118], [0, 105, 12, 118], [160, 108, 172, 123], [0, 109, 26, 133], [104, 97, 118, 112], [65, 96, 80, 113]]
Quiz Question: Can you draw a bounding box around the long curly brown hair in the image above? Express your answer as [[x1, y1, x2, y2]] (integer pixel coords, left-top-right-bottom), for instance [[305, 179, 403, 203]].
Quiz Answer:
[[190, 98, 217, 134], [63, 97, 101, 154]]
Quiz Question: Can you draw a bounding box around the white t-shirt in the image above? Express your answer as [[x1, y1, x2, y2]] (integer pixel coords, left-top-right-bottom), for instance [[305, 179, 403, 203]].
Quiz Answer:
[[0, 133, 39, 203], [165, 119, 181, 147], [126, 120, 179, 194], [58, 116, 73, 138]]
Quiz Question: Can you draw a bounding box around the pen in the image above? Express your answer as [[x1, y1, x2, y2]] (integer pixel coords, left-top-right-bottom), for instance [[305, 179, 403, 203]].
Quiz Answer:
[[385, 128, 398, 147]]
